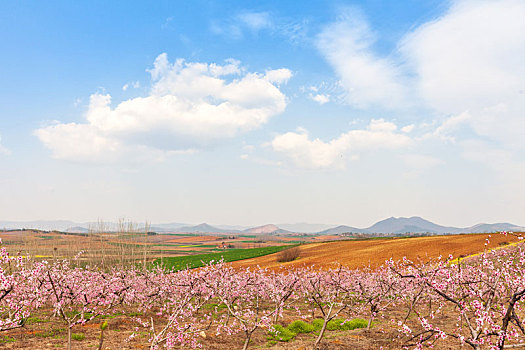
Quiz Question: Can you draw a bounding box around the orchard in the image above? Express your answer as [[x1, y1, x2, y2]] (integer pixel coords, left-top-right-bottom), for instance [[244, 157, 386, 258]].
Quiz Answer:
[[1, 234, 525, 349]]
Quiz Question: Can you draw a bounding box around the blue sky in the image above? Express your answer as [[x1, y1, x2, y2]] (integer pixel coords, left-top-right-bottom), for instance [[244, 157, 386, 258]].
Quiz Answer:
[[1, 0, 524, 228]]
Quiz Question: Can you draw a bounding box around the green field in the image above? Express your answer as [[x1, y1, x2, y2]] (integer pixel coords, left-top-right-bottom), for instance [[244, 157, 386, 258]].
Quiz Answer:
[[155, 245, 297, 271]]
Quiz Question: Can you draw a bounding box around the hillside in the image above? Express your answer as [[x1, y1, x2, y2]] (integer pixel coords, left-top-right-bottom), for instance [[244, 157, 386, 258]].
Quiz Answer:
[[243, 224, 291, 235], [232, 233, 521, 270]]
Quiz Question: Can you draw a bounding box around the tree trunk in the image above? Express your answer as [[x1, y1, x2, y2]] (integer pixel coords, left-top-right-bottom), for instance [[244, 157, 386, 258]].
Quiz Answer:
[[67, 325, 72, 350], [313, 319, 329, 349], [97, 327, 105, 350], [242, 331, 252, 350]]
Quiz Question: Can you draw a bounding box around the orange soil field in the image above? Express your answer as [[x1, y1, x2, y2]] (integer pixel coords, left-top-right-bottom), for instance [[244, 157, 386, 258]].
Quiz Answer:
[[233, 233, 521, 270], [312, 234, 340, 240], [165, 235, 221, 244]]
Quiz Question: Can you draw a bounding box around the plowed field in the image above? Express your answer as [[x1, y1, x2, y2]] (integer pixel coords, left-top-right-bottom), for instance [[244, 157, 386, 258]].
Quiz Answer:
[[232, 233, 520, 270], [165, 235, 221, 243]]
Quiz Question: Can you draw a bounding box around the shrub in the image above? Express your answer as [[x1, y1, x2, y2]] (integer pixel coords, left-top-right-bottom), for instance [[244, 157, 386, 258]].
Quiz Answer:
[[312, 318, 324, 331], [276, 246, 300, 262], [327, 318, 368, 331], [311, 318, 368, 332], [268, 325, 296, 342], [287, 320, 314, 334]]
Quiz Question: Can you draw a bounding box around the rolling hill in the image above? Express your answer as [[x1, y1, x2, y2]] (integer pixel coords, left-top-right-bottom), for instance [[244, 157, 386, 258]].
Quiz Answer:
[[243, 224, 292, 235]]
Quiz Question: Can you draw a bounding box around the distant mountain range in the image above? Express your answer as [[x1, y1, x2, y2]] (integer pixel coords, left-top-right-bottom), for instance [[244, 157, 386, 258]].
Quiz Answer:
[[1, 217, 524, 235], [318, 216, 525, 235], [175, 223, 232, 233]]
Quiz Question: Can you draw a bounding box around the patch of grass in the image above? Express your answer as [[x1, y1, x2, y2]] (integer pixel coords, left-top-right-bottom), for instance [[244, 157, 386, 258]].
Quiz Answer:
[[37, 235, 55, 240], [311, 318, 368, 331], [327, 318, 368, 331], [127, 311, 143, 317], [287, 320, 315, 334], [202, 302, 228, 311], [312, 318, 324, 332], [26, 316, 49, 324], [35, 328, 65, 338], [162, 233, 201, 237], [0, 335, 15, 343], [267, 324, 296, 342], [268, 319, 322, 343], [64, 310, 80, 318], [155, 245, 298, 271], [71, 333, 85, 341]]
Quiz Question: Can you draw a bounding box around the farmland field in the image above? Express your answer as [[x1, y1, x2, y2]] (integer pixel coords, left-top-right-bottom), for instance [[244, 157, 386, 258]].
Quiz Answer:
[[0, 229, 307, 268], [155, 245, 298, 270], [232, 232, 519, 270]]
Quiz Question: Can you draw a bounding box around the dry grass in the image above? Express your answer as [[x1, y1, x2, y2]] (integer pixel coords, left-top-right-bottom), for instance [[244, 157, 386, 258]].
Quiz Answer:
[[276, 246, 301, 262], [0, 220, 156, 270]]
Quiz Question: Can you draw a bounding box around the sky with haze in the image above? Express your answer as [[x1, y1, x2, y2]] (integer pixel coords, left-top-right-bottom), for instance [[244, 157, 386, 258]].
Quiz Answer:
[[1, 0, 524, 228]]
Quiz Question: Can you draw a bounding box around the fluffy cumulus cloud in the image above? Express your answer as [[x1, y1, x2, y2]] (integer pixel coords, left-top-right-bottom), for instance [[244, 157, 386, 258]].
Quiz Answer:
[[316, 9, 408, 109], [402, 0, 525, 147], [271, 119, 413, 169], [35, 54, 291, 162], [289, 0, 525, 172]]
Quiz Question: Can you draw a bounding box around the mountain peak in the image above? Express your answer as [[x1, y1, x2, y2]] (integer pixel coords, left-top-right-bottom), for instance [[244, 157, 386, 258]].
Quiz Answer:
[[243, 224, 290, 234]]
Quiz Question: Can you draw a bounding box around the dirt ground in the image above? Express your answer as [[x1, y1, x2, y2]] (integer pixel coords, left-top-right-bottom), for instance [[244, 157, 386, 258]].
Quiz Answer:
[[0, 305, 469, 350], [232, 233, 520, 270]]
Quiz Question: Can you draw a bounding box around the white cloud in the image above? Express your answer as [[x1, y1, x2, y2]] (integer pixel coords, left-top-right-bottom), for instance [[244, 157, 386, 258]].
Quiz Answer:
[[237, 11, 272, 31], [211, 10, 308, 44], [401, 124, 414, 133], [264, 68, 292, 84], [316, 8, 408, 109], [308, 0, 525, 174], [401, 0, 525, 148], [122, 81, 140, 91], [402, 0, 525, 113], [422, 111, 472, 142], [271, 119, 413, 169], [36, 54, 291, 162], [211, 11, 273, 40], [36, 122, 122, 162], [310, 94, 330, 105]]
